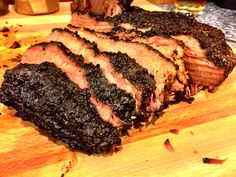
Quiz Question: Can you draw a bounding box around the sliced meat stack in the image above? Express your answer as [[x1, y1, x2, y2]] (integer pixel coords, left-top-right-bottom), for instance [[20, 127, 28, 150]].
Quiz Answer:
[[67, 27, 183, 110], [70, 3, 236, 94], [48, 28, 156, 116], [0, 0, 235, 155], [0, 62, 121, 154]]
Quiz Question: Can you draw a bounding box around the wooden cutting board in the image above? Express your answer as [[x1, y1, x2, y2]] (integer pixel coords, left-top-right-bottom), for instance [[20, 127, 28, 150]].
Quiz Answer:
[[0, 1, 236, 177]]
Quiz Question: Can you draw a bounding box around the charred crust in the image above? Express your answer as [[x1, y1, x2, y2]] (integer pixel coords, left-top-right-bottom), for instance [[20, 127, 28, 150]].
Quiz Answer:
[[0, 62, 121, 154], [103, 51, 156, 108], [83, 62, 135, 122]]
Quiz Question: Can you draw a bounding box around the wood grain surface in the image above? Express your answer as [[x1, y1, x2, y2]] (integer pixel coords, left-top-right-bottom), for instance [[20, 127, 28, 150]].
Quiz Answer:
[[0, 1, 236, 177]]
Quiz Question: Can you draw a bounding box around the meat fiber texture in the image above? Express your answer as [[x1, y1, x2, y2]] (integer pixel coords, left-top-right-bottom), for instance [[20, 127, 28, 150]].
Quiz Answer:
[[0, 62, 121, 154]]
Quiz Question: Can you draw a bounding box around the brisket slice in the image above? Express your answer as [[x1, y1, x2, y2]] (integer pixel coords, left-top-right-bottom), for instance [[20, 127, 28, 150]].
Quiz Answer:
[[71, 0, 133, 17], [70, 6, 236, 91], [0, 62, 121, 154], [21, 42, 135, 129], [48, 28, 156, 116], [68, 26, 179, 111]]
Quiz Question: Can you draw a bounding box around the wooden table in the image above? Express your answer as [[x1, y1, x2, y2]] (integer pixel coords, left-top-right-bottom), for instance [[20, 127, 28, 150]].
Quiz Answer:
[[0, 1, 236, 177]]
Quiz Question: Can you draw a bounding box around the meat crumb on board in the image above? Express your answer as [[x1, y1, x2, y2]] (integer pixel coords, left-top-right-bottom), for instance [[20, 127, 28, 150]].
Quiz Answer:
[[203, 157, 227, 165], [164, 138, 175, 153]]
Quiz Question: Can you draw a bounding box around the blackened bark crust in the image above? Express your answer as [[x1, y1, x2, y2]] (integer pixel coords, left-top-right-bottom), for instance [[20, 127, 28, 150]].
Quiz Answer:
[[0, 62, 121, 154]]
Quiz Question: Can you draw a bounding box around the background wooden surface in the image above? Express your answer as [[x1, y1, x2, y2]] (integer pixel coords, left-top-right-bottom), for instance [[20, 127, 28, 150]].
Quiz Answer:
[[0, 1, 236, 177]]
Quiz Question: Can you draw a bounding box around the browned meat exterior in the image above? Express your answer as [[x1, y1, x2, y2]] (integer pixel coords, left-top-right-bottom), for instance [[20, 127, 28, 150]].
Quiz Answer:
[[71, 0, 132, 17], [68, 26, 179, 112], [0, 62, 121, 154], [70, 6, 236, 92], [21, 42, 136, 129], [48, 28, 156, 117]]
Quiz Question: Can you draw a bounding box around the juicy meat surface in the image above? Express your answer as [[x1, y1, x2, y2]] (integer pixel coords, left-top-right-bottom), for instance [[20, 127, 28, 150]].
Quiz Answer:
[[0, 62, 121, 154], [21, 42, 135, 128], [48, 28, 156, 116], [71, 0, 133, 17], [68, 26, 177, 112]]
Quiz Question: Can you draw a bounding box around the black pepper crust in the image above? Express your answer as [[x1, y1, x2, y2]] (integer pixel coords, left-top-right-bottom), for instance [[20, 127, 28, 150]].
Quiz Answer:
[[82, 62, 135, 126], [0, 62, 121, 154], [103, 52, 156, 109], [33, 41, 135, 126]]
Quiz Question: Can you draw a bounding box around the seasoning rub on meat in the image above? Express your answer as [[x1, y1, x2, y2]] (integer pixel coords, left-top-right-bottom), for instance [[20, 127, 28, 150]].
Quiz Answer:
[[0, 0, 235, 155]]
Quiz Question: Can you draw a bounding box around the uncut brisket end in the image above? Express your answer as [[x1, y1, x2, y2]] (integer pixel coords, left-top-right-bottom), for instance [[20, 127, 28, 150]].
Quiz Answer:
[[68, 26, 177, 112], [0, 62, 121, 154], [22, 42, 135, 128], [48, 28, 156, 115]]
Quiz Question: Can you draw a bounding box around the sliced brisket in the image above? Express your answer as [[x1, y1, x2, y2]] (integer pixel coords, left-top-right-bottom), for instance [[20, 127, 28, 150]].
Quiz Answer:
[[48, 28, 156, 116], [21, 42, 135, 128], [68, 26, 178, 112], [70, 6, 236, 92], [0, 62, 121, 154]]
